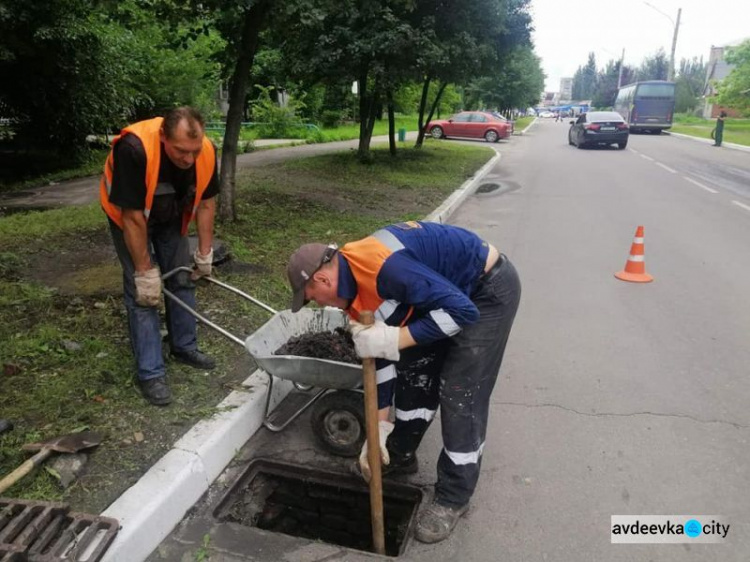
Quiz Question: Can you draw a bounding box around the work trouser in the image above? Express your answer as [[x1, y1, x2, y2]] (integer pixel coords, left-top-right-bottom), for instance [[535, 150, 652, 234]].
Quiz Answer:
[[109, 216, 198, 381], [386, 254, 521, 508], [714, 121, 724, 146]]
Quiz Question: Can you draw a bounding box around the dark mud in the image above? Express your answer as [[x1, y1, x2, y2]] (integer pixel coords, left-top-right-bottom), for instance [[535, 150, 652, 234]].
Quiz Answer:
[[275, 328, 359, 364]]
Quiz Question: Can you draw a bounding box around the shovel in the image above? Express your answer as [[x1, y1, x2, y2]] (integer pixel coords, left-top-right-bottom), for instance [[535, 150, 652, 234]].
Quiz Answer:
[[359, 311, 386, 555], [0, 431, 102, 495]]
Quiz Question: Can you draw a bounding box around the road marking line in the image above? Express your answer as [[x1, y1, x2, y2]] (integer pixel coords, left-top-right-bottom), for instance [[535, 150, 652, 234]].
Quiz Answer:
[[683, 176, 718, 193], [640, 154, 654, 161], [655, 162, 677, 173], [629, 148, 640, 154], [731, 200, 750, 213]]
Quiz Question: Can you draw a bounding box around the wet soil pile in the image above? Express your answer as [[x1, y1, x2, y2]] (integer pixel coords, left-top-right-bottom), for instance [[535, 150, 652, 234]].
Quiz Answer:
[[274, 328, 360, 364]]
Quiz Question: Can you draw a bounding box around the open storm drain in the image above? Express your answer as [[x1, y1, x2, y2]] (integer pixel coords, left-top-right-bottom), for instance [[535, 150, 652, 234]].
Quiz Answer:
[[476, 182, 501, 193], [215, 460, 423, 557]]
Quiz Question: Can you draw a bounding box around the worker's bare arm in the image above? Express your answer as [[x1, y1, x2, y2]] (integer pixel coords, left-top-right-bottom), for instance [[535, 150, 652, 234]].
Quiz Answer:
[[195, 196, 216, 256], [121, 208, 151, 273]]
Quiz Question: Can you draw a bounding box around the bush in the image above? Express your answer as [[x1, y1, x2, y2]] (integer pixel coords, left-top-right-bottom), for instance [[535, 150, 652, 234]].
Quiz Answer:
[[250, 85, 305, 138], [320, 110, 345, 128]]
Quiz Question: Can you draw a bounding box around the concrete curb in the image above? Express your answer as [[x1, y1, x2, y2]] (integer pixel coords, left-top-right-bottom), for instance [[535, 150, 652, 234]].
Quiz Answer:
[[664, 131, 750, 153], [520, 117, 539, 135], [100, 144, 501, 562], [101, 372, 292, 562], [424, 147, 501, 224]]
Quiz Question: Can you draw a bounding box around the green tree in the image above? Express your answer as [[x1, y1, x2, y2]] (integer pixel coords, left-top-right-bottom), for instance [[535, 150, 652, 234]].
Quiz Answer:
[[591, 59, 620, 108], [674, 57, 706, 113], [637, 49, 669, 81], [715, 40, 750, 116], [0, 0, 132, 158], [571, 66, 583, 100], [580, 52, 598, 99], [412, 0, 534, 147], [466, 47, 543, 112]]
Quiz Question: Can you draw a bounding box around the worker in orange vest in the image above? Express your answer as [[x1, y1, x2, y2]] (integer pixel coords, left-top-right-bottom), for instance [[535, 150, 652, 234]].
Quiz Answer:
[[100, 107, 218, 405], [287, 221, 521, 543]]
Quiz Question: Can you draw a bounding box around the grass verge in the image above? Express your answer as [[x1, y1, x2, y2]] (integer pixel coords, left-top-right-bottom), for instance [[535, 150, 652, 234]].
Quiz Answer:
[[671, 115, 750, 146], [0, 142, 493, 513]]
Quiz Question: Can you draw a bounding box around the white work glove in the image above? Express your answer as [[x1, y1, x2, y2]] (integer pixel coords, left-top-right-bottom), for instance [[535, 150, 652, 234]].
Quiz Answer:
[[191, 247, 213, 280], [359, 420, 394, 483], [134, 267, 161, 307], [349, 320, 400, 362]]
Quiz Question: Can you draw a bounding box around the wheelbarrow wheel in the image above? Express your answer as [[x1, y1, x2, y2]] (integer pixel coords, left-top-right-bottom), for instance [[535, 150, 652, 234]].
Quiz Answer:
[[310, 390, 365, 458]]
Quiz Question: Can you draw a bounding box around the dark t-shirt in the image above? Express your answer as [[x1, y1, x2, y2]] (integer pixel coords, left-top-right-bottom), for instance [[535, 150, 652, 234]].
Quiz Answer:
[[109, 135, 219, 225]]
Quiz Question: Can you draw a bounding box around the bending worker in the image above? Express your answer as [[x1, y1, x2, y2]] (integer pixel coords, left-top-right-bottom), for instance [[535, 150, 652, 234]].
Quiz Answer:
[[100, 107, 218, 406], [287, 221, 521, 543]]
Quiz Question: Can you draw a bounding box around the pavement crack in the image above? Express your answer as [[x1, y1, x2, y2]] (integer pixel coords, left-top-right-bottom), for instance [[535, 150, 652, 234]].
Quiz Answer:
[[495, 401, 750, 429]]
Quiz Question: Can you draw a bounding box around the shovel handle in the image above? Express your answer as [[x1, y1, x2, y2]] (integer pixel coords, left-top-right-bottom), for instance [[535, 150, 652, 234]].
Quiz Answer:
[[360, 311, 386, 555], [0, 448, 53, 495]]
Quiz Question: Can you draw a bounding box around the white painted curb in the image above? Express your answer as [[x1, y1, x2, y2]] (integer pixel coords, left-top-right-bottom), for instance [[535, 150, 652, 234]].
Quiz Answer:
[[100, 144, 500, 562], [665, 131, 750, 153], [424, 148, 501, 224], [100, 371, 292, 562]]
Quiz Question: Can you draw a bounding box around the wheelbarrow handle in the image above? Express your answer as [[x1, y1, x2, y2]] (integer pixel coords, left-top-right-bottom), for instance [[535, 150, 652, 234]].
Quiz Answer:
[[160, 266, 278, 348]]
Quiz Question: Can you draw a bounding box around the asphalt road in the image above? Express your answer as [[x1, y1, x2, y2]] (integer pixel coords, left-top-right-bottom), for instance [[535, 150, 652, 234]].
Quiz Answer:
[[152, 121, 750, 561]]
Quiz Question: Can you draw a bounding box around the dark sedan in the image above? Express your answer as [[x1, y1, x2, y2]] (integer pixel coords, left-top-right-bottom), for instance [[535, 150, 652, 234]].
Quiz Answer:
[[568, 111, 629, 149]]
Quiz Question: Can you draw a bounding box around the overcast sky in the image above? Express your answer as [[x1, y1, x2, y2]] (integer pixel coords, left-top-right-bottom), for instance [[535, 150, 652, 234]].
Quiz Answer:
[[531, 0, 750, 91]]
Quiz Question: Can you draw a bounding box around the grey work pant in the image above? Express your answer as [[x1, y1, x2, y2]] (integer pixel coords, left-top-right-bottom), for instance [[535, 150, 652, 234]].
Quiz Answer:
[[387, 254, 521, 507]]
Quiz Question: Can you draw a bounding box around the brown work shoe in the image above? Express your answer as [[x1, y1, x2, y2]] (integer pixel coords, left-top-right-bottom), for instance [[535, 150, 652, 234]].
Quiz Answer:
[[414, 500, 469, 543]]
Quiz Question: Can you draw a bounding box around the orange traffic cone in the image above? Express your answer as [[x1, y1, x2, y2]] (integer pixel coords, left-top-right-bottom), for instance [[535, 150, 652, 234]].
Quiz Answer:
[[615, 226, 653, 283]]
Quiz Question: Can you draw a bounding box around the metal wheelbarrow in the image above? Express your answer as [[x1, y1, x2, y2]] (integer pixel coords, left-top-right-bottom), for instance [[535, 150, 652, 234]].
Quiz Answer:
[[161, 267, 367, 457]]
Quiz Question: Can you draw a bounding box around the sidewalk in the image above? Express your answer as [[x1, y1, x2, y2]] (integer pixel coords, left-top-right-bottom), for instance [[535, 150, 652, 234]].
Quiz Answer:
[[0, 134, 420, 210], [98, 145, 502, 562]]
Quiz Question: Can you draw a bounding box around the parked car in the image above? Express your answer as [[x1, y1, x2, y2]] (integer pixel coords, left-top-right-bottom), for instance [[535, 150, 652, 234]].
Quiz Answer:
[[568, 111, 629, 149], [427, 111, 512, 143], [489, 112, 515, 135]]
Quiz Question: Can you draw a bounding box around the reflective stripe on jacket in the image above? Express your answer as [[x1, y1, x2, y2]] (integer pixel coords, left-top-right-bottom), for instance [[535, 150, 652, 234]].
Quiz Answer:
[[99, 117, 216, 235]]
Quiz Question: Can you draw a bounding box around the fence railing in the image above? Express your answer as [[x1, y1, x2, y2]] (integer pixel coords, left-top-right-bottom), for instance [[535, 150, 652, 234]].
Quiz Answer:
[[205, 121, 320, 133]]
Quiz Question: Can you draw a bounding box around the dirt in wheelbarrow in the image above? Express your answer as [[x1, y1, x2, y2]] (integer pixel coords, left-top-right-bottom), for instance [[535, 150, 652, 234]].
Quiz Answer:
[[274, 327, 360, 365]]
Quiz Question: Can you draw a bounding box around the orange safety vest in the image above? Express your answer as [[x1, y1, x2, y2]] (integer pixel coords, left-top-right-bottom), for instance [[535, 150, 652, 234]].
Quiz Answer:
[[99, 117, 216, 235], [340, 235, 414, 326]]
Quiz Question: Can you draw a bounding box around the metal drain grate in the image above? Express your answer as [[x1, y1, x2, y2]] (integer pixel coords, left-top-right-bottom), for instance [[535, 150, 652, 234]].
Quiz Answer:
[[0, 500, 118, 562]]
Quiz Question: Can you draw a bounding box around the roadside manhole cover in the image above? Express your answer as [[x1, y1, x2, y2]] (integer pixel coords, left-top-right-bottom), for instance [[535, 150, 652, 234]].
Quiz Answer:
[[214, 460, 423, 557], [476, 182, 500, 193]]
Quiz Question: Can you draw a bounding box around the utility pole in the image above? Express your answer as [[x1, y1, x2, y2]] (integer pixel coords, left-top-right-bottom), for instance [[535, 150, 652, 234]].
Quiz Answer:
[[617, 48, 625, 88], [644, 3, 681, 81], [668, 8, 682, 81]]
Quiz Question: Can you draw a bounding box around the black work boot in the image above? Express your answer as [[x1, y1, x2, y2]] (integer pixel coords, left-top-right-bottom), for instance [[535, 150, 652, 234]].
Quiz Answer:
[[140, 376, 172, 406], [171, 349, 216, 370], [414, 500, 469, 543]]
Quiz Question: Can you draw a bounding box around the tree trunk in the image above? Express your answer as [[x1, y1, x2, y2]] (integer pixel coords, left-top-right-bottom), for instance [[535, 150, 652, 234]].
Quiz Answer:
[[414, 76, 431, 148], [218, 0, 271, 222], [424, 82, 448, 137], [387, 88, 396, 156], [357, 67, 371, 162], [358, 71, 380, 163]]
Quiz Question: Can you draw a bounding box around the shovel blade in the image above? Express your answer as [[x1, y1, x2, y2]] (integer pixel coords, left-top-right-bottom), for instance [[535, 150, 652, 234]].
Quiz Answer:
[[21, 430, 102, 454]]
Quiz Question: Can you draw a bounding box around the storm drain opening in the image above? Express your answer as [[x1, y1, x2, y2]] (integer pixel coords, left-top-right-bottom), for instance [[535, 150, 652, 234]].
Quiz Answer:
[[214, 460, 423, 557], [476, 182, 501, 193]]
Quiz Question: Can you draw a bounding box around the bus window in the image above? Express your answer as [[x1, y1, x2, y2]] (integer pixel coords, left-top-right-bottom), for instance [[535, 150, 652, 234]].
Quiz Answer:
[[635, 83, 675, 98]]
